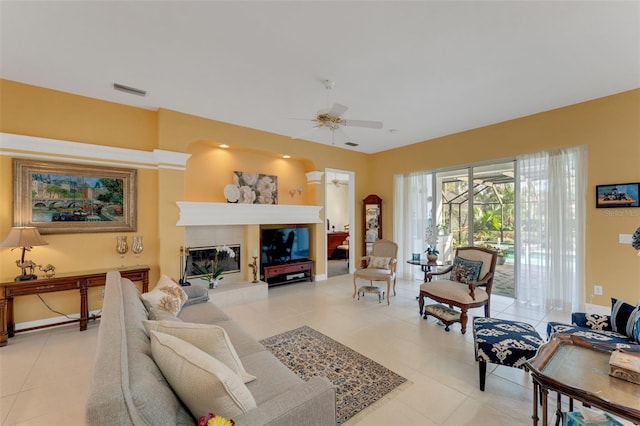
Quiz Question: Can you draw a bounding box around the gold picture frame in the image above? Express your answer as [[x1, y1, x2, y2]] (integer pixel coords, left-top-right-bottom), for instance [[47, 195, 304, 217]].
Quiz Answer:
[[13, 159, 137, 234]]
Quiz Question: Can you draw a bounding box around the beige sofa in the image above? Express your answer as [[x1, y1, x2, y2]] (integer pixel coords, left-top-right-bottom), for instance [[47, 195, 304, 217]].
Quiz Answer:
[[86, 271, 336, 425]]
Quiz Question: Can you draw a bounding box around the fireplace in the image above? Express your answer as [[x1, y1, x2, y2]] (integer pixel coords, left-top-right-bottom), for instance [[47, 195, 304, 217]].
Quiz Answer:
[[182, 244, 241, 280]]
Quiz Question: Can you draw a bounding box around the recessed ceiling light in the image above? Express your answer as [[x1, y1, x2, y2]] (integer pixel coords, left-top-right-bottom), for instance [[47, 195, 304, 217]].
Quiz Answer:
[[219, 144, 229, 149], [113, 83, 147, 96], [282, 154, 291, 159]]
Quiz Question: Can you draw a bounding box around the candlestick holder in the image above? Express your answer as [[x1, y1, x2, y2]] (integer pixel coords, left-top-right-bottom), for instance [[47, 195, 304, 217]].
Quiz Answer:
[[248, 256, 259, 283]]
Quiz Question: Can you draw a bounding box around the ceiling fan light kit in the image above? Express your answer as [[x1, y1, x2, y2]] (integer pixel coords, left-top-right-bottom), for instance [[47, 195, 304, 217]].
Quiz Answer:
[[293, 79, 383, 145]]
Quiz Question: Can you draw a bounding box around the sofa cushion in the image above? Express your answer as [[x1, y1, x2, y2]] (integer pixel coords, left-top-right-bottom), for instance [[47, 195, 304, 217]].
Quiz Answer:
[[213, 320, 266, 357], [450, 256, 483, 283], [178, 301, 231, 324], [571, 312, 611, 330], [141, 275, 188, 316], [182, 284, 210, 306], [241, 351, 304, 405], [143, 320, 256, 383], [150, 331, 257, 420], [547, 322, 634, 347], [611, 298, 639, 337], [420, 280, 488, 304]]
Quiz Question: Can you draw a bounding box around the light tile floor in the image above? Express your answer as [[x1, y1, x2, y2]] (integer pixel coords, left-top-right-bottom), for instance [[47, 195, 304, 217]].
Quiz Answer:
[[1, 274, 576, 425]]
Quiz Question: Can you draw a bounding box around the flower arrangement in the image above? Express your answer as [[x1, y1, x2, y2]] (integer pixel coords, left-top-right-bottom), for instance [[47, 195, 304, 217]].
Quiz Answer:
[[424, 224, 443, 255], [197, 245, 236, 288], [198, 413, 234, 426]]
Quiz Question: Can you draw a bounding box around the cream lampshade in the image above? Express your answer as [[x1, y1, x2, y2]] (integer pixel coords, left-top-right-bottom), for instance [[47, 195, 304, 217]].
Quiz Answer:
[[0, 226, 48, 281]]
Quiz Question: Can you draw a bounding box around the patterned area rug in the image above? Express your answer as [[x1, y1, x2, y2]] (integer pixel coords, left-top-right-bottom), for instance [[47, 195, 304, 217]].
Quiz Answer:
[[492, 266, 515, 297], [260, 326, 407, 425]]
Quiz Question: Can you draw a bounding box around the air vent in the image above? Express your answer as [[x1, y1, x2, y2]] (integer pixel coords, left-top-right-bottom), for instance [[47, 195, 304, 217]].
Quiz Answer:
[[113, 83, 147, 96], [344, 142, 359, 147]]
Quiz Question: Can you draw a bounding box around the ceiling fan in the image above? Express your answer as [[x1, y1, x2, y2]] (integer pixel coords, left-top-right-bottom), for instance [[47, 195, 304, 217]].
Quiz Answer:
[[292, 80, 383, 144]]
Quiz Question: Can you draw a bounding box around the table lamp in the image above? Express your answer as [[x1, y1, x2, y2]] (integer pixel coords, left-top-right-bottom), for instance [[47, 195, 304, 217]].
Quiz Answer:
[[0, 226, 49, 281]]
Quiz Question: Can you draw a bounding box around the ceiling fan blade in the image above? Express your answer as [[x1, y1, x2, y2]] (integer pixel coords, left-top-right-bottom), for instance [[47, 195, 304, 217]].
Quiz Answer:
[[327, 103, 348, 118], [342, 119, 383, 129]]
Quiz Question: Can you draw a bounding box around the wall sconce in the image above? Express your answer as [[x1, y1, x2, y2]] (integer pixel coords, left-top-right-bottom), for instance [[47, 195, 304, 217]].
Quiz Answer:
[[288, 186, 304, 197], [0, 226, 49, 281]]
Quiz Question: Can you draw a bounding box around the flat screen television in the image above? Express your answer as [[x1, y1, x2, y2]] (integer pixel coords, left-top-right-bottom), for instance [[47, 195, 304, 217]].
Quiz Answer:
[[260, 226, 310, 266]]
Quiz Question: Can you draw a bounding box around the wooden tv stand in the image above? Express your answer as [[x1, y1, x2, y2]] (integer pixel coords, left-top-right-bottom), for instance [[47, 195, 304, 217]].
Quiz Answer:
[[262, 260, 313, 287]]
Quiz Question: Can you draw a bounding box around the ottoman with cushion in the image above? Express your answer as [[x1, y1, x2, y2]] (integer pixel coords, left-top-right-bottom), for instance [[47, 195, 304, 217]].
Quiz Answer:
[[473, 317, 545, 391]]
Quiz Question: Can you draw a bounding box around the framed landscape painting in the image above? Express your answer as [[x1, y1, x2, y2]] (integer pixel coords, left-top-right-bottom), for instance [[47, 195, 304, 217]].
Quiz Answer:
[[595, 182, 639, 208], [13, 159, 137, 234]]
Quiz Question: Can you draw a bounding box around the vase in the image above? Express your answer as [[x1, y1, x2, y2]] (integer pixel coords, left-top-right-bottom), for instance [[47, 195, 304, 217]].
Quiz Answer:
[[131, 236, 143, 265], [427, 254, 438, 263], [116, 236, 128, 267], [209, 279, 219, 289]]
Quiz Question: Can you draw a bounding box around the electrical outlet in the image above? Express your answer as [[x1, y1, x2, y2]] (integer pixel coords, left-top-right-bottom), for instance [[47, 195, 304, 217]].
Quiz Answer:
[[101, 289, 105, 299], [594, 285, 603, 296]]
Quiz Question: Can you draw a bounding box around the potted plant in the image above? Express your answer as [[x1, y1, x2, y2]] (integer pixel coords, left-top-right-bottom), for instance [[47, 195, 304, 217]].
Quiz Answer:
[[424, 224, 443, 262], [424, 247, 440, 263], [197, 245, 236, 289]]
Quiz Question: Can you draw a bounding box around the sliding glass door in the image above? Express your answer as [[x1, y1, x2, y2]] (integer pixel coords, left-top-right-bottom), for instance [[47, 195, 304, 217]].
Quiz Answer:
[[396, 147, 585, 308], [434, 161, 516, 296]]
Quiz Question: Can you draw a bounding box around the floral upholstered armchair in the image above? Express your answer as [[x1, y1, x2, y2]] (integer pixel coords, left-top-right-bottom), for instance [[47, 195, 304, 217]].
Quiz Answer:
[[353, 239, 398, 305]]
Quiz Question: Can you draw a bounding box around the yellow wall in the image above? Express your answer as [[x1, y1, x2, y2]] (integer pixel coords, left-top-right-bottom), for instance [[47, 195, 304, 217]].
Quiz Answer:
[[372, 89, 640, 305], [1, 79, 638, 327]]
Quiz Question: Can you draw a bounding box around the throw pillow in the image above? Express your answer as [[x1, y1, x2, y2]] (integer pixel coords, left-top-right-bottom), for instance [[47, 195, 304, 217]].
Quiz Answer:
[[633, 315, 640, 344], [149, 331, 257, 420], [182, 285, 210, 307], [367, 256, 391, 269], [449, 256, 483, 283], [611, 298, 639, 336], [141, 275, 188, 316], [626, 306, 640, 341], [143, 320, 256, 383]]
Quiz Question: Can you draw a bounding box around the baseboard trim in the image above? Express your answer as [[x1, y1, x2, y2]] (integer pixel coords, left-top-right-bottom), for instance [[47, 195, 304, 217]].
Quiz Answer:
[[14, 309, 102, 334]]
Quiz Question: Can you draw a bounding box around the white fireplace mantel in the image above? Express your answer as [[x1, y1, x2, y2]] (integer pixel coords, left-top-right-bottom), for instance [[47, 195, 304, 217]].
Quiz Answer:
[[176, 202, 323, 226]]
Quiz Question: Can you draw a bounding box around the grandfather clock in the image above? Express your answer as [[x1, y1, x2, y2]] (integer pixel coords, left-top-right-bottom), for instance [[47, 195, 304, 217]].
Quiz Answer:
[[362, 194, 382, 256]]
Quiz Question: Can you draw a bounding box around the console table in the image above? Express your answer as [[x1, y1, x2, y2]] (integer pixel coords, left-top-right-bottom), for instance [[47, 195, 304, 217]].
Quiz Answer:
[[262, 261, 313, 287], [0, 266, 149, 347], [526, 334, 640, 425]]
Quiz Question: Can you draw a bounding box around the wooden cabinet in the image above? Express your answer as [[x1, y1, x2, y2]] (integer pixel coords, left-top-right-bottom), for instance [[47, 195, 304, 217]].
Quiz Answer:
[[0, 266, 149, 347], [262, 261, 313, 287], [363, 194, 382, 256], [327, 232, 349, 258]]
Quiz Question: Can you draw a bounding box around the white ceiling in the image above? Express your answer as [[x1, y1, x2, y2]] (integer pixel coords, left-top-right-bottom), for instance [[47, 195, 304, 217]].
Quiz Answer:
[[1, 1, 638, 154]]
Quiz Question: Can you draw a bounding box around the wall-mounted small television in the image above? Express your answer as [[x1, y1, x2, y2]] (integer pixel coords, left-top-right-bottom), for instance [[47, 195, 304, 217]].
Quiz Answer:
[[595, 182, 639, 208], [260, 225, 310, 266]]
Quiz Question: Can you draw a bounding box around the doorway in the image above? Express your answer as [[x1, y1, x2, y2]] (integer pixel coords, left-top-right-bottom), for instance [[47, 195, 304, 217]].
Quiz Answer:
[[325, 168, 355, 278]]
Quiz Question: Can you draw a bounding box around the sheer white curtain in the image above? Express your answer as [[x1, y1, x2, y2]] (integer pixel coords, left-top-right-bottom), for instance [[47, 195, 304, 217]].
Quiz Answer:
[[516, 145, 587, 312], [394, 172, 432, 280]]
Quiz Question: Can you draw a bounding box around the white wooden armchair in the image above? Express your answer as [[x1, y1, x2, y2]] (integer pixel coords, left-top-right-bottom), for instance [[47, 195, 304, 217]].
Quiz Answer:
[[352, 239, 398, 305], [418, 246, 497, 333]]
